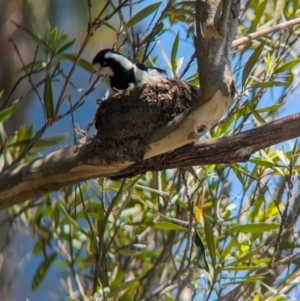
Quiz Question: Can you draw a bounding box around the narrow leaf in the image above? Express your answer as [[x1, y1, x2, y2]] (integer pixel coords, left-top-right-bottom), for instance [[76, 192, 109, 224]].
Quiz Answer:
[[249, 81, 289, 88], [274, 58, 300, 74], [204, 214, 216, 268], [194, 189, 204, 224], [256, 103, 285, 113], [16, 61, 44, 73], [0, 106, 16, 123], [242, 40, 266, 87], [227, 223, 280, 233], [6, 134, 66, 148], [107, 279, 139, 297], [57, 39, 76, 54], [194, 230, 210, 272], [141, 22, 164, 44], [123, 2, 161, 31], [58, 202, 89, 236], [164, 294, 177, 301], [220, 233, 238, 261], [226, 244, 265, 267], [49, 27, 58, 43], [118, 285, 138, 301], [43, 73, 54, 120], [246, 104, 266, 124], [171, 32, 179, 76], [249, 159, 277, 168], [32, 252, 57, 291], [61, 53, 94, 73], [150, 221, 187, 231]]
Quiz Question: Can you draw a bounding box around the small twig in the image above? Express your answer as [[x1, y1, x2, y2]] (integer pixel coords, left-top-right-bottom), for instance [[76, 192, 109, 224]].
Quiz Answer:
[[232, 17, 300, 48], [9, 37, 44, 114], [179, 52, 196, 79], [94, 0, 112, 22], [142, 2, 171, 63], [86, 0, 93, 28], [94, 0, 129, 27], [93, 179, 126, 291]]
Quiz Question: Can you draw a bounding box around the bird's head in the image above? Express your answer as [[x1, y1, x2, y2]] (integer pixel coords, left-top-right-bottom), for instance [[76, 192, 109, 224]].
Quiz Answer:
[[92, 49, 134, 78], [92, 49, 115, 77]]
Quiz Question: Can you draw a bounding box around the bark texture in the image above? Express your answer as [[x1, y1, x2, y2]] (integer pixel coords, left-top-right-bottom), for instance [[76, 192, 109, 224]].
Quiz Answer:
[[0, 112, 300, 209]]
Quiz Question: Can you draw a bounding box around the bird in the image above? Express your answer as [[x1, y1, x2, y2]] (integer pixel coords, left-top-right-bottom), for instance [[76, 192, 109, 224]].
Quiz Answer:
[[91, 49, 167, 92]]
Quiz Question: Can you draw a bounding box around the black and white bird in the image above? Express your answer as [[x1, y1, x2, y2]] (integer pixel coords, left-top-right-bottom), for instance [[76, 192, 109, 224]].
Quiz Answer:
[[92, 49, 167, 92]]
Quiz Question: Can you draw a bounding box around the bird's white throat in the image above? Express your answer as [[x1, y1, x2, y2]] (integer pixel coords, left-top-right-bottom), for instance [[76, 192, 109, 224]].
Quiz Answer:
[[93, 62, 114, 77]]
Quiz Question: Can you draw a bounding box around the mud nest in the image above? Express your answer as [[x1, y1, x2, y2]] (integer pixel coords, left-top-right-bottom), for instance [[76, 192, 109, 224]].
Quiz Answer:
[[94, 79, 198, 162]]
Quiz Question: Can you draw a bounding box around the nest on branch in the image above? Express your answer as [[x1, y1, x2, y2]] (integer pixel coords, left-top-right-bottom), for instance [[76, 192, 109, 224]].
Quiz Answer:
[[94, 79, 198, 162]]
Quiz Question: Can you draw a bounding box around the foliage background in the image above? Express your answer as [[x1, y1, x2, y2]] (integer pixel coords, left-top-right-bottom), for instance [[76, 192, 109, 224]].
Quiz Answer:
[[1, 0, 300, 301]]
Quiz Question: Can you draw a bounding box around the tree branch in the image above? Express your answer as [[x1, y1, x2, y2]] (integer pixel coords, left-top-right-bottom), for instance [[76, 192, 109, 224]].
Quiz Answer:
[[0, 112, 299, 209], [232, 17, 300, 48], [143, 0, 239, 159]]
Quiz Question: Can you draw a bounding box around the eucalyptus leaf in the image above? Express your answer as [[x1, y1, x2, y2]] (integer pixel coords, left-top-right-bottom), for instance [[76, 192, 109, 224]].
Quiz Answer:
[[123, 2, 161, 31], [32, 252, 57, 291], [0, 106, 16, 123], [242, 40, 266, 87]]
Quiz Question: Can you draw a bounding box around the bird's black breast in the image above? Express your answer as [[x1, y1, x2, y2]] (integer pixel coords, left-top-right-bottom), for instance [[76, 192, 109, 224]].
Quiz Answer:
[[109, 66, 135, 90]]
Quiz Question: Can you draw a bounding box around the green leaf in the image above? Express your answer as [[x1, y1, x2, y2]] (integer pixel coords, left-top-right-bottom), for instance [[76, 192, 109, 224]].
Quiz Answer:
[[148, 221, 187, 231], [103, 22, 117, 32], [107, 279, 139, 297], [123, 2, 162, 31], [57, 39, 76, 54], [249, 159, 277, 168], [141, 22, 164, 44], [276, 147, 289, 167], [256, 103, 285, 113], [220, 233, 238, 261], [274, 58, 300, 74], [61, 53, 94, 73], [7, 135, 66, 148], [249, 81, 289, 88], [226, 244, 265, 267], [35, 134, 66, 147], [224, 265, 266, 271], [164, 294, 177, 301], [171, 32, 179, 76], [33, 241, 45, 256], [43, 73, 54, 120], [227, 223, 280, 233], [118, 285, 138, 301], [49, 27, 58, 44], [32, 252, 57, 291], [246, 104, 266, 124], [116, 243, 147, 256], [194, 230, 210, 272], [58, 202, 89, 237], [56, 34, 67, 46], [204, 214, 216, 268], [242, 40, 266, 87], [0, 106, 16, 123], [16, 61, 45, 73], [251, 0, 267, 30]]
